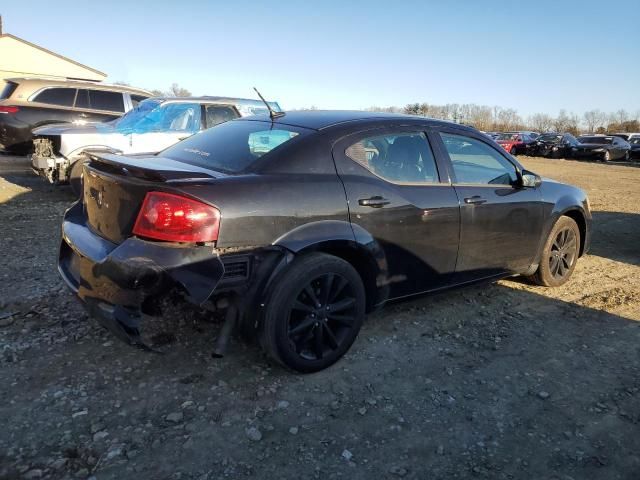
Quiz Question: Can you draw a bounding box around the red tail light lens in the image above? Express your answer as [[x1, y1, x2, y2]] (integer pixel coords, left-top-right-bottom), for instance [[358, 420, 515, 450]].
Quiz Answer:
[[0, 106, 19, 114], [133, 192, 220, 243]]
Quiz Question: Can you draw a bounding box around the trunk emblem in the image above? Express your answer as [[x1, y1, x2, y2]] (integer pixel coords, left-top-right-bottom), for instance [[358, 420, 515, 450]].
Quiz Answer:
[[89, 186, 108, 209]]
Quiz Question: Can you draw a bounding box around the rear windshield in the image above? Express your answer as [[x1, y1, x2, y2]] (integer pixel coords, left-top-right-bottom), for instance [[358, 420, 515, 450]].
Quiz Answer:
[[579, 137, 612, 144], [0, 81, 18, 100], [162, 120, 309, 174]]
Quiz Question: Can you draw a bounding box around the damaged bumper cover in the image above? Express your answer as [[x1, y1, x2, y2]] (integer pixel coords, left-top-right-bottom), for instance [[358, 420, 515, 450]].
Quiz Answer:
[[58, 203, 224, 347]]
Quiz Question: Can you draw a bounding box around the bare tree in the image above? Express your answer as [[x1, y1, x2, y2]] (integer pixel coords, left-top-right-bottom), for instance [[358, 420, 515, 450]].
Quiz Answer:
[[168, 83, 192, 97], [528, 113, 554, 133]]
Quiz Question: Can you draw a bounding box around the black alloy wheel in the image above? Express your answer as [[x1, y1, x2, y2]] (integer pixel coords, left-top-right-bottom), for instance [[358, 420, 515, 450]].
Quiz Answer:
[[548, 227, 578, 281], [528, 216, 580, 287], [259, 253, 365, 372], [624, 151, 630, 162], [287, 273, 357, 361]]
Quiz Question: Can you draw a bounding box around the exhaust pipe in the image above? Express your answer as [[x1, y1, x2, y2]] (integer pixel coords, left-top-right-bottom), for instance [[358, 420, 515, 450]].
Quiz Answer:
[[211, 303, 238, 358]]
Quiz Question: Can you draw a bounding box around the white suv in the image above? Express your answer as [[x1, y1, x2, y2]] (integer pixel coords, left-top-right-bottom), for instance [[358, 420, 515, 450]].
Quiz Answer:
[[31, 96, 282, 192]]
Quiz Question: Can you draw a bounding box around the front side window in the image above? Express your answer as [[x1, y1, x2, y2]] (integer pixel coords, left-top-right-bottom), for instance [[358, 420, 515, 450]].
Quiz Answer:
[[33, 88, 76, 107], [89, 90, 125, 112], [345, 132, 439, 184], [162, 120, 308, 173], [440, 133, 518, 185]]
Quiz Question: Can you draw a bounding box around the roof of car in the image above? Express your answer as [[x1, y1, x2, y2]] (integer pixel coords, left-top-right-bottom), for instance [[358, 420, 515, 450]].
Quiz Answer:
[[151, 96, 279, 107], [6, 77, 152, 96], [239, 110, 458, 130]]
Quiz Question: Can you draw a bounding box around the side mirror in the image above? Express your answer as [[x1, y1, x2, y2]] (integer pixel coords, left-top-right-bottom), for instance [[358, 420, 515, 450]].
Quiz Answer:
[[521, 170, 542, 188]]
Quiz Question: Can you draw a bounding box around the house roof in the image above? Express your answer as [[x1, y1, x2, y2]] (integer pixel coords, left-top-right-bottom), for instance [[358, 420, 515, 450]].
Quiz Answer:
[[0, 33, 106, 78]]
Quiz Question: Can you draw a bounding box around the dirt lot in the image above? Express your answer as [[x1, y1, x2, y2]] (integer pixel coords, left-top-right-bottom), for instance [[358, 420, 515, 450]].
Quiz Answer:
[[0, 154, 639, 480]]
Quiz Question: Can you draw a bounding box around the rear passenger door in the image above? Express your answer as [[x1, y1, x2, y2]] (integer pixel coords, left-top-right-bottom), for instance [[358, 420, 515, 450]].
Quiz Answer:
[[333, 127, 460, 299], [434, 129, 544, 281]]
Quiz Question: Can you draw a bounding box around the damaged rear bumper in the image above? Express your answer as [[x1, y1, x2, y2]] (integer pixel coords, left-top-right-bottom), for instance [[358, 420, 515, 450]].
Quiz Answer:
[[58, 202, 224, 347]]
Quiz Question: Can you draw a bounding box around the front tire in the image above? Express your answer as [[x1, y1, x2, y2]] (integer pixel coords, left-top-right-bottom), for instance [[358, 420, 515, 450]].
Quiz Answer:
[[528, 216, 580, 287], [510, 146, 517, 156], [624, 151, 630, 162], [259, 253, 366, 373], [603, 150, 610, 162]]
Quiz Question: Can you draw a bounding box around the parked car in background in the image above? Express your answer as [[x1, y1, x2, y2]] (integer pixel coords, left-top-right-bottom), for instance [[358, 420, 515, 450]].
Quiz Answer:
[[533, 133, 580, 158], [0, 78, 151, 153], [575, 135, 631, 162], [629, 137, 640, 160], [31, 96, 281, 193], [58, 111, 591, 372], [609, 132, 640, 143], [495, 132, 536, 155]]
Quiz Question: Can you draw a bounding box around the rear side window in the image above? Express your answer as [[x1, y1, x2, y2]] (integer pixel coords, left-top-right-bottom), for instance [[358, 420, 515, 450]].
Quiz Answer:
[[205, 105, 240, 128], [440, 133, 518, 185], [33, 88, 76, 107], [89, 90, 125, 112], [0, 81, 19, 100], [346, 132, 439, 184]]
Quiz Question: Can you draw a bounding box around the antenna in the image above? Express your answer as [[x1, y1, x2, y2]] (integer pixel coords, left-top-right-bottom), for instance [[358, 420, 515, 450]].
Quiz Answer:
[[254, 87, 284, 120]]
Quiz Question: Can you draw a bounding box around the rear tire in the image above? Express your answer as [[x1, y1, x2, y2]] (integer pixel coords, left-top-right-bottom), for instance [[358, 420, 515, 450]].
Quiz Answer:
[[259, 253, 366, 373], [528, 216, 580, 287], [624, 151, 630, 162], [510, 146, 517, 156], [603, 150, 610, 162]]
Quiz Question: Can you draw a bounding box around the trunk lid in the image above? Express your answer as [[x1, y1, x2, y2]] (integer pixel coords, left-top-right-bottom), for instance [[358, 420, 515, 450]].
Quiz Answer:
[[82, 153, 218, 243]]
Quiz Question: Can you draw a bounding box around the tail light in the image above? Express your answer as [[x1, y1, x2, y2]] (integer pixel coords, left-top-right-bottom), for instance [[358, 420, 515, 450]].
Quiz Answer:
[[0, 106, 19, 114], [133, 192, 220, 243]]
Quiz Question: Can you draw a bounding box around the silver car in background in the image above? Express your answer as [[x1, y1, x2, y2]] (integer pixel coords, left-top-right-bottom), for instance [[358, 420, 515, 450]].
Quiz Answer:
[[31, 96, 282, 192]]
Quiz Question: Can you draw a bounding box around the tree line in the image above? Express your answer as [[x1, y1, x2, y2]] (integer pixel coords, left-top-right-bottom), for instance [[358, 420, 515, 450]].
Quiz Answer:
[[367, 103, 640, 135]]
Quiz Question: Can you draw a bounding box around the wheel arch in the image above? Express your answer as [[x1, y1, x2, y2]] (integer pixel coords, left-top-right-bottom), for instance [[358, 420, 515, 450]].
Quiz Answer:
[[560, 208, 587, 257], [273, 221, 388, 312]]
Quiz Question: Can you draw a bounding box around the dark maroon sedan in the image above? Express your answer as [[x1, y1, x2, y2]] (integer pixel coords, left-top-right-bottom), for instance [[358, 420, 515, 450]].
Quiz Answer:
[[59, 111, 591, 372]]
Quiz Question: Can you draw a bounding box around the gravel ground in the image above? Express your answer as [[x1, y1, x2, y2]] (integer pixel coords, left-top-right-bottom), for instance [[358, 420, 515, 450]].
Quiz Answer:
[[0, 154, 639, 480]]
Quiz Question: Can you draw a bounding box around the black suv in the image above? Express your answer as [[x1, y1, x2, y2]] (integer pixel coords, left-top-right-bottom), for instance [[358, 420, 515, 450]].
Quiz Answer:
[[0, 78, 151, 153]]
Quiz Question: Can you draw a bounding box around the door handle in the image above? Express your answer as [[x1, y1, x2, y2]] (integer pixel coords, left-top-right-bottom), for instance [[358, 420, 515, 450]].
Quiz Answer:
[[358, 196, 390, 208], [464, 195, 487, 205]]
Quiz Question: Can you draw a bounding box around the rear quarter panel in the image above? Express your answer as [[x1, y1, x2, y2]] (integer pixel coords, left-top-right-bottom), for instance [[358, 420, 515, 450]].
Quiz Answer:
[[178, 173, 351, 250]]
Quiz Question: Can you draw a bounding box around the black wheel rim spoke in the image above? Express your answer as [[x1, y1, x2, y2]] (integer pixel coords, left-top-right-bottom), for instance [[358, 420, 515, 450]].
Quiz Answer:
[[323, 323, 339, 350], [327, 313, 355, 326], [289, 316, 316, 336], [327, 297, 355, 313], [314, 324, 324, 359], [292, 300, 314, 314], [286, 272, 357, 361]]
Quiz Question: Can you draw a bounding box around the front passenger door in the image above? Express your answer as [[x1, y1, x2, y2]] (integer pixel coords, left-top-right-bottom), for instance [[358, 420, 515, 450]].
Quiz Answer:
[[437, 131, 544, 281]]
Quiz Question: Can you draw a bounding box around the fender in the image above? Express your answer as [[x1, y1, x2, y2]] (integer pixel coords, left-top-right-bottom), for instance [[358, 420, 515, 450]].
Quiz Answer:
[[529, 193, 590, 273], [271, 220, 390, 310]]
